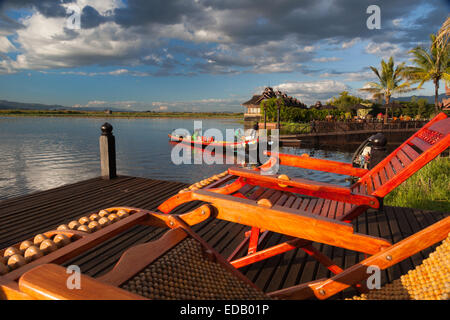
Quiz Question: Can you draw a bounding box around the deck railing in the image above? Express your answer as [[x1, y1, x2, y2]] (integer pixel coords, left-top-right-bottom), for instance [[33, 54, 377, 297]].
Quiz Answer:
[[281, 119, 429, 135]]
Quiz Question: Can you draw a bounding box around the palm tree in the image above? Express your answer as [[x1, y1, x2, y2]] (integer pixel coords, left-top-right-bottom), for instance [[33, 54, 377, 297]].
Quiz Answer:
[[434, 16, 449, 52], [405, 34, 450, 111], [360, 57, 413, 123]]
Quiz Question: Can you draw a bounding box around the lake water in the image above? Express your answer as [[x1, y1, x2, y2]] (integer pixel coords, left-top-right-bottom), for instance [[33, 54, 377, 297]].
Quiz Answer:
[[0, 117, 354, 200]]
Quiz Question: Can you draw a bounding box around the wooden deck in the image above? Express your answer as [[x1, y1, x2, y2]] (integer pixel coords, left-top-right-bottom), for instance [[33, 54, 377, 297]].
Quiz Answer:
[[0, 175, 447, 299]]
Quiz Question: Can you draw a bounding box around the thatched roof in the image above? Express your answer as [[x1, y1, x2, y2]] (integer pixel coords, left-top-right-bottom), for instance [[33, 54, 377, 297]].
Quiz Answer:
[[242, 95, 264, 106], [242, 87, 307, 108]]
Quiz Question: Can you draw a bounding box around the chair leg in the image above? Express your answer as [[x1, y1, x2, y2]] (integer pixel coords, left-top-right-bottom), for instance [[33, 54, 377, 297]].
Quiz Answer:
[[248, 227, 260, 254], [300, 244, 368, 294], [300, 244, 343, 275]]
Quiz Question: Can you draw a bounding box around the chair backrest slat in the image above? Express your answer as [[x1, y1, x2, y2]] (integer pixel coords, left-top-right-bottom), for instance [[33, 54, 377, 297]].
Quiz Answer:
[[372, 173, 382, 190], [396, 149, 412, 167], [390, 157, 404, 174], [352, 113, 449, 198], [428, 118, 450, 135], [384, 161, 396, 179], [365, 178, 374, 194], [401, 144, 420, 161], [410, 136, 433, 152], [378, 168, 388, 185]]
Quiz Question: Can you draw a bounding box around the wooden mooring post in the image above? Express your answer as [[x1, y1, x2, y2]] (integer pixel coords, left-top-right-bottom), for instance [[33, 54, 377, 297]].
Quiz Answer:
[[99, 122, 117, 179]]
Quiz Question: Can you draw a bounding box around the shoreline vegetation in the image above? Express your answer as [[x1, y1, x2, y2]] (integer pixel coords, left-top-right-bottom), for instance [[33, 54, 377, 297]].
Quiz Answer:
[[384, 156, 450, 212], [0, 109, 243, 119]]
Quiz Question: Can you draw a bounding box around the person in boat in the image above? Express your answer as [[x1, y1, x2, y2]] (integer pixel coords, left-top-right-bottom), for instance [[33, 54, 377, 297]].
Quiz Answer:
[[192, 129, 201, 141], [234, 128, 244, 142], [243, 123, 259, 141], [359, 145, 372, 169]]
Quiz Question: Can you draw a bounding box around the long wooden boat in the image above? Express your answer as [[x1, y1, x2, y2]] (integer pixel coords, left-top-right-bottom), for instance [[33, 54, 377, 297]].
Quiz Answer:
[[168, 133, 258, 148]]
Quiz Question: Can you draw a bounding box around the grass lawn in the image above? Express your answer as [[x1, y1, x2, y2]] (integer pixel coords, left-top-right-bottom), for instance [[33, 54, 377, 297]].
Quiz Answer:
[[384, 156, 450, 212]]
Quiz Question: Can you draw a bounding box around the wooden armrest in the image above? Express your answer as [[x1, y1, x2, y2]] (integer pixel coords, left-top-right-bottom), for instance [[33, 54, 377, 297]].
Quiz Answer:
[[265, 152, 368, 177], [269, 216, 450, 300], [18, 264, 146, 300], [190, 190, 390, 255], [228, 167, 379, 208]]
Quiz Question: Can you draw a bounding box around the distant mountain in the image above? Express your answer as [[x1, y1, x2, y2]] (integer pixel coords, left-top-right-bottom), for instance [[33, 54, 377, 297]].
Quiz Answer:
[[392, 93, 447, 104], [0, 100, 128, 112], [0, 100, 67, 110]]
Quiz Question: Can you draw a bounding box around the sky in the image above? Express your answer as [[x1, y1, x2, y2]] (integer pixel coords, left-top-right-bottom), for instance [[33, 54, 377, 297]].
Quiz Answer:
[[0, 0, 448, 112]]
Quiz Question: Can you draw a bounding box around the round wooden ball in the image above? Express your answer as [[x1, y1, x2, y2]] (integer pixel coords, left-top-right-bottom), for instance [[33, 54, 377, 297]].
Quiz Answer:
[[98, 217, 111, 227], [68, 220, 81, 230], [0, 262, 8, 275], [24, 246, 43, 262], [53, 234, 70, 248], [98, 209, 110, 217], [40, 239, 58, 255], [7, 254, 26, 270], [78, 216, 90, 225], [77, 225, 91, 233], [117, 209, 129, 219], [57, 224, 70, 231], [108, 213, 120, 223], [88, 221, 100, 232], [89, 213, 100, 221], [4, 246, 21, 258], [33, 234, 48, 246], [19, 240, 34, 253]]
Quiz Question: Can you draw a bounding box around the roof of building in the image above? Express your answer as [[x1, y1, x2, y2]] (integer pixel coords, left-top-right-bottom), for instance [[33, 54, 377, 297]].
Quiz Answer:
[[242, 95, 264, 106], [242, 87, 307, 108]]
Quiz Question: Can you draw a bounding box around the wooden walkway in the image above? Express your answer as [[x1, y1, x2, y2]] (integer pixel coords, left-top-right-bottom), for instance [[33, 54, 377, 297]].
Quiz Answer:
[[0, 175, 447, 299]]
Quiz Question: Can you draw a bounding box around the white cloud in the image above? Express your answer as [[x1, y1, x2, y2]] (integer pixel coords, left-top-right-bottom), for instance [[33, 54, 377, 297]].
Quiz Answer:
[[312, 57, 341, 63], [108, 68, 129, 75], [0, 1, 159, 73], [71, 96, 244, 112], [341, 37, 360, 49], [72, 100, 147, 109], [151, 97, 243, 112], [392, 18, 403, 27], [365, 41, 404, 59], [319, 70, 376, 82], [272, 80, 350, 104], [0, 36, 16, 53]]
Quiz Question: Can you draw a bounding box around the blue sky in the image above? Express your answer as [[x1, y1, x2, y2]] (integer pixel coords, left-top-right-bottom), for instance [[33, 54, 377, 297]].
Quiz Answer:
[[0, 0, 448, 111]]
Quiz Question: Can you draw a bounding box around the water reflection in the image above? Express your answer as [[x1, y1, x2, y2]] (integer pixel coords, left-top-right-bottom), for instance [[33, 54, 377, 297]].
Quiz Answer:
[[0, 117, 354, 200]]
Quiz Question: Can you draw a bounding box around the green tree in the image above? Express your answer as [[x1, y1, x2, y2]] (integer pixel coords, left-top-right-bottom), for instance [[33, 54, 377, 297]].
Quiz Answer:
[[260, 97, 288, 122], [360, 56, 414, 123], [329, 91, 366, 112], [405, 34, 450, 111], [417, 98, 431, 118]]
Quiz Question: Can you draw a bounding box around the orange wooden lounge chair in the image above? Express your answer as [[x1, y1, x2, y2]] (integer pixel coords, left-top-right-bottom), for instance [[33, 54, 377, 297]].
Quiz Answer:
[[0, 205, 448, 300], [156, 112, 449, 285], [221, 112, 449, 222]]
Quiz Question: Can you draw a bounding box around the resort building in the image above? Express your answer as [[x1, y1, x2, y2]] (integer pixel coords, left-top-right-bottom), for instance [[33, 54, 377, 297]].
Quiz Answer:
[[242, 87, 307, 122]]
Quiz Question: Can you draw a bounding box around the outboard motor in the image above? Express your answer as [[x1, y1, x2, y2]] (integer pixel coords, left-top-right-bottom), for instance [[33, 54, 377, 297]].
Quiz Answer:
[[352, 133, 388, 170], [367, 133, 388, 169]]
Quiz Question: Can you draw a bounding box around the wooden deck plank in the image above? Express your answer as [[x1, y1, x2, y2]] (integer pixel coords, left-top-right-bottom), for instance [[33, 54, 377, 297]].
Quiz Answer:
[[0, 178, 185, 247], [379, 207, 406, 281], [388, 207, 424, 273], [298, 241, 322, 284], [0, 175, 447, 299]]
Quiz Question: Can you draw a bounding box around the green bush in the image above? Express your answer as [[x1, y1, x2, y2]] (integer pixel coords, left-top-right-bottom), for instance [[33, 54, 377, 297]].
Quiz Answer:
[[260, 98, 345, 123]]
